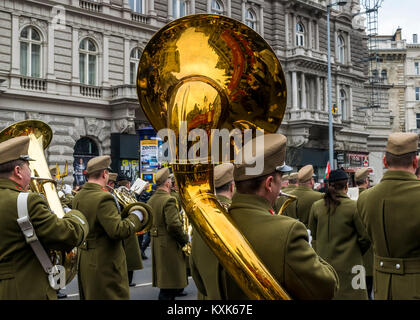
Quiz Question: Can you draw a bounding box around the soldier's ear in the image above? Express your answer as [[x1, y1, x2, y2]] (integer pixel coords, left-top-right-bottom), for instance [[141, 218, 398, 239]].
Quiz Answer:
[[383, 155, 389, 169], [413, 155, 418, 170]]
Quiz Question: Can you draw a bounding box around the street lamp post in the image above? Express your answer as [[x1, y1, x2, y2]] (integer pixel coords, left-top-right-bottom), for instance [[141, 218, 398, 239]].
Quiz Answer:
[[327, 1, 347, 171]]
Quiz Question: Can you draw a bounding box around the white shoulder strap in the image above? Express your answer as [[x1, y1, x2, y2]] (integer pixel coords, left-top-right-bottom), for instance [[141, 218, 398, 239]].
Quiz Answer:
[[16, 192, 65, 290]]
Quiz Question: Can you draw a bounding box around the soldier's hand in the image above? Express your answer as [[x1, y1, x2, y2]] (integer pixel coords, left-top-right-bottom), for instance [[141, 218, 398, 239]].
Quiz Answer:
[[131, 209, 144, 222]]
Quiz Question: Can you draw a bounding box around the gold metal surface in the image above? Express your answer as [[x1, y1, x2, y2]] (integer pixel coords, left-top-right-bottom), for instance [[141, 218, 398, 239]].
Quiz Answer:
[[108, 186, 153, 232], [137, 14, 289, 300], [0, 120, 78, 284], [277, 191, 298, 215]]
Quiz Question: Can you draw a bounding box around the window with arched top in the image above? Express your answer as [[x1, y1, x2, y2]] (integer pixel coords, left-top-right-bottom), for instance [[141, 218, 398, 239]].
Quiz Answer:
[[73, 137, 99, 186], [79, 38, 98, 86], [340, 89, 347, 120], [296, 23, 305, 47], [129, 0, 145, 13], [337, 35, 345, 64], [211, 0, 223, 14], [20, 26, 42, 78], [245, 9, 257, 30], [130, 47, 142, 85], [173, 0, 187, 19]]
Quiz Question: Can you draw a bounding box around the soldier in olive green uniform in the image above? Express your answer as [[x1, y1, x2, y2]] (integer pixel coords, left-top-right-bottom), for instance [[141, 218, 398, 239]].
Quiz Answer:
[[115, 176, 144, 287], [73, 156, 151, 300], [355, 167, 373, 299], [0, 136, 89, 300], [282, 165, 323, 227], [309, 169, 370, 300], [147, 167, 189, 300], [273, 172, 298, 214], [217, 134, 339, 300], [358, 132, 420, 300], [190, 163, 235, 300]]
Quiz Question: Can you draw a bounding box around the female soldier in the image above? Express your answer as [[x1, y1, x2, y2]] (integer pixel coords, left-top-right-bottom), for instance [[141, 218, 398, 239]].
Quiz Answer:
[[308, 169, 371, 300]]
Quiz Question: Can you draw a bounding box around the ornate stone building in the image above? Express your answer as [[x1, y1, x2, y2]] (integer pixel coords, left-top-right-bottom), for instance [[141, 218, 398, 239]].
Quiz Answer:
[[0, 0, 390, 185]]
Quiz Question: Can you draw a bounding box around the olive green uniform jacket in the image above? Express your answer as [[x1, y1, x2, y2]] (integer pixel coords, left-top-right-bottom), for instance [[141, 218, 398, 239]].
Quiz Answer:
[[308, 193, 370, 300], [357, 170, 420, 300], [358, 187, 373, 278], [190, 195, 232, 300], [282, 186, 323, 227], [0, 179, 88, 300], [218, 193, 339, 300], [147, 189, 189, 289], [73, 182, 147, 300]]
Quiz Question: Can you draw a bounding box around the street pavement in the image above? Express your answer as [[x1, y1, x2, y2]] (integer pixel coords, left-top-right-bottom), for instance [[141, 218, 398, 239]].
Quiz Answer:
[[61, 246, 198, 300]]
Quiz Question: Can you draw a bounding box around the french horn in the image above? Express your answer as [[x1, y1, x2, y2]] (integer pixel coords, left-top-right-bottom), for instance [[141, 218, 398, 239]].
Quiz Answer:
[[0, 120, 79, 285], [137, 14, 290, 299]]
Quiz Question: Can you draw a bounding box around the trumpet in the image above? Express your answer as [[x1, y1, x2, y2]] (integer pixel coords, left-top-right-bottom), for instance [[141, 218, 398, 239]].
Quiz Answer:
[[277, 191, 297, 215]]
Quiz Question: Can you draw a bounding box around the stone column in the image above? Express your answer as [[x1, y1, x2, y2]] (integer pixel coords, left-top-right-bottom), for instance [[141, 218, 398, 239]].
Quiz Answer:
[[347, 32, 352, 65], [316, 76, 321, 111], [292, 13, 296, 47], [47, 22, 55, 80], [308, 19, 312, 49], [71, 27, 79, 82], [301, 72, 307, 109], [168, 0, 173, 20], [292, 71, 298, 110], [324, 77, 328, 112], [349, 85, 353, 119], [190, 0, 196, 14], [284, 13, 289, 48], [259, 6, 264, 37], [315, 21, 320, 50], [241, 0, 246, 23], [124, 38, 130, 85], [11, 14, 19, 74], [103, 34, 109, 86]]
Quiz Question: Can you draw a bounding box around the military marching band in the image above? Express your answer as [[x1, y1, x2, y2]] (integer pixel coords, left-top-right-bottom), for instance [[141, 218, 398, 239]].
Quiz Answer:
[[1, 14, 420, 302]]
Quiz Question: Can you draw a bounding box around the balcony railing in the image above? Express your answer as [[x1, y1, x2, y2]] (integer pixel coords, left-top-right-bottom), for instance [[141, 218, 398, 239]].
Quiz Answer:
[[286, 109, 342, 124], [20, 76, 46, 92], [79, 0, 102, 12], [111, 85, 137, 99], [80, 84, 102, 98], [131, 12, 148, 24]]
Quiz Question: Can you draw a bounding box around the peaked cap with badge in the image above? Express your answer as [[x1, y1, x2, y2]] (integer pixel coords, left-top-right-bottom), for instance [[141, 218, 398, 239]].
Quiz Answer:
[[86, 155, 112, 175], [214, 163, 234, 188], [155, 167, 170, 186], [386, 132, 418, 155]]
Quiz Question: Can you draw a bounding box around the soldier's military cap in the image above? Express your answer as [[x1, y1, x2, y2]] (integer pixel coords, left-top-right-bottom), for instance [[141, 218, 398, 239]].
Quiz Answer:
[[234, 134, 287, 182], [298, 165, 314, 183], [214, 163, 234, 188], [86, 155, 112, 174], [49, 165, 57, 176], [386, 132, 419, 155], [108, 173, 118, 182], [289, 172, 298, 182], [155, 167, 170, 185], [328, 169, 348, 182], [355, 167, 369, 181], [0, 136, 34, 165]]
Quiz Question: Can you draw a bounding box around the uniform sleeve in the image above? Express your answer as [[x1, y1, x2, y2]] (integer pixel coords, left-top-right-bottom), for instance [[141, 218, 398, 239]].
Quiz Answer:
[[96, 194, 143, 240], [190, 233, 208, 297], [308, 205, 317, 251], [28, 193, 89, 252], [163, 197, 189, 246], [353, 208, 371, 256], [284, 220, 339, 300]]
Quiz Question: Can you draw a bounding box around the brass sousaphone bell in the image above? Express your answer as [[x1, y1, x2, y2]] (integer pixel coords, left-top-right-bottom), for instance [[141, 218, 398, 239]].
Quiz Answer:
[[137, 14, 290, 299], [0, 120, 79, 285]]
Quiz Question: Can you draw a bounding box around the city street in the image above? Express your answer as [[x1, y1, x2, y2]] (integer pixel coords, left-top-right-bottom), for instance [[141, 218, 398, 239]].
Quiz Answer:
[[61, 247, 198, 300]]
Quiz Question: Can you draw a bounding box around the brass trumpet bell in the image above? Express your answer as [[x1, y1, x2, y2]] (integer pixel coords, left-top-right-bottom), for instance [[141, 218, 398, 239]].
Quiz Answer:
[[138, 14, 290, 299]]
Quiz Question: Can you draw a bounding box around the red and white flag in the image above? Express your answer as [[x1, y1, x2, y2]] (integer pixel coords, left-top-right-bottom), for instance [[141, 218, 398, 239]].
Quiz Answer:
[[324, 161, 331, 179]]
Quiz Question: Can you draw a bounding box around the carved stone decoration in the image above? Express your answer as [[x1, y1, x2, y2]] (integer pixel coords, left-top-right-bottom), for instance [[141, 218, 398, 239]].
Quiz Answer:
[[287, 134, 309, 148], [25, 112, 42, 120], [111, 118, 136, 134], [83, 117, 111, 155], [19, 16, 48, 38]]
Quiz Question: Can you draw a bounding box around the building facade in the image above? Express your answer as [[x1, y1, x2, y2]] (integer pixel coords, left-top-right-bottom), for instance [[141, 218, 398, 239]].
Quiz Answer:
[[0, 0, 390, 185]]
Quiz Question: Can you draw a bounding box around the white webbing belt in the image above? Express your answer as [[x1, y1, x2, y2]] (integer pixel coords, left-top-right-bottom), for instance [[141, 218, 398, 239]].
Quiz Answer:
[[16, 193, 65, 290]]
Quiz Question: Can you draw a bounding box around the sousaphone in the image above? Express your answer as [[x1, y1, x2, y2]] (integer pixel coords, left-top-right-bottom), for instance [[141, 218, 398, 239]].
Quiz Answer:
[[137, 14, 289, 299]]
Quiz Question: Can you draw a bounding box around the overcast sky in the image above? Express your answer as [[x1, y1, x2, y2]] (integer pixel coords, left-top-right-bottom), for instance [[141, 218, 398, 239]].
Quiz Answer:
[[375, 0, 419, 42]]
